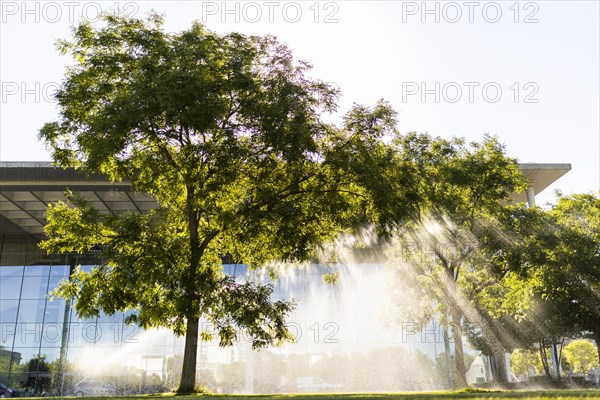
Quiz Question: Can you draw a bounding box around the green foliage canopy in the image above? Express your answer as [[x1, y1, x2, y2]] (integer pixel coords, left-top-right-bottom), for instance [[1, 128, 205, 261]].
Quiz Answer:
[[510, 349, 543, 379], [563, 339, 599, 374], [38, 13, 359, 392]]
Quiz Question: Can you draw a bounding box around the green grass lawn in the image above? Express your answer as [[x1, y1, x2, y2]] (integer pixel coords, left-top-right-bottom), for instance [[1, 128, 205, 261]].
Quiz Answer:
[[17, 390, 600, 400]]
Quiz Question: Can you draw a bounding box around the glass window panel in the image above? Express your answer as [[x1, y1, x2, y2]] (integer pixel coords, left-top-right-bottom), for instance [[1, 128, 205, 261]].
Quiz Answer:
[[0, 349, 21, 374], [13, 322, 43, 347], [37, 347, 60, 363], [142, 344, 175, 356], [50, 265, 70, 277], [65, 349, 82, 363], [40, 322, 65, 348], [12, 350, 56, 389], [17, 299, 48, 323], [72, 312, 98, 324], [20, 276, 49, 299], [122, 324, 143, 345], [47, 276, 68, 293], [0, 276, 23, 299], [0, 266, 24, 277], [79, 265, 95, 273], [231, 264, 248, 278], [67, 321, 100, 347], [64, 325, 78, 349], [11, 348, 40, 365], [95, 323, 127, 346], [1, 321, 17, 348], [43, 299, 66, 325], [98, 310, 124, 323], [24, 265, 50, 277], [0, 298, 19, 324]]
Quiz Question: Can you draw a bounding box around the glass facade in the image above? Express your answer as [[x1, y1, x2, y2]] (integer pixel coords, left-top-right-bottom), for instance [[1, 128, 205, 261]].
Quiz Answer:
[[0, 240, 186, 395], [1, 234, 448, 395]]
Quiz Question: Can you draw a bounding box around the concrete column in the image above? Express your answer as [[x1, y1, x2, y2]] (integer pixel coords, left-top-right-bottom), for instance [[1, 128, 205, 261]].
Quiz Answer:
[[550, 344, 561, 378], [505, 353, 513, 382], [485, 355, 494, 382], [526, 186, 536, 207], [244, 343, 254, 393], [58, 259, 76, 394]]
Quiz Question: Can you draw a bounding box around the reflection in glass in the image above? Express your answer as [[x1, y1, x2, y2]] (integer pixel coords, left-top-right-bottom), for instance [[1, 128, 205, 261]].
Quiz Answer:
[[98, 310, 124, 323], [0, 277, 23, 299], [20, 276, 49, 300], [67, 321, 101, 347], [17, 299, 48, 323], [0, 298, 19, 324], [0, 266, 24, 277], [37, 347, 60, 363], [50, 265, 69, 277], [10, 347, 40, 363], [48, 276, 68, 293], [79, 265, 95, 273], [11, 323, 42, 347], [43, 300, 65, 325], [15, 351, 54, 392], [24, 265, 50, 277], [41, 322, 64, 348]]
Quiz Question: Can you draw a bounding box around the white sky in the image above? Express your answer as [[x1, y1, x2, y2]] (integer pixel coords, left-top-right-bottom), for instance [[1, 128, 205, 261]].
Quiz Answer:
[[1, 0, 598, 205]]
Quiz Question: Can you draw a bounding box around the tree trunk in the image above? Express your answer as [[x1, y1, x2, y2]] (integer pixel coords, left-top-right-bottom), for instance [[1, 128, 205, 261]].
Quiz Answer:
[[491, 350, 508, 384], [539, 342, 552, 379], [178, 187, 202, 394], [489, 354, 498, 382], [439, 263, 467, 388], [443, 327, 454, 388], [178, 317, 200, 393], [450, 312, 468, 388]]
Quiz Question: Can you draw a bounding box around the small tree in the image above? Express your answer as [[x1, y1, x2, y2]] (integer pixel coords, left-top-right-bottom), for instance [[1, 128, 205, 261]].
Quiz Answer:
[[379, 133, 526, 386], [480, 193, 600, 375], [563, 340, 599, 375], [510, 349, 542, 380], [546, 193, 600, 366], [463, 206, 562, 382]]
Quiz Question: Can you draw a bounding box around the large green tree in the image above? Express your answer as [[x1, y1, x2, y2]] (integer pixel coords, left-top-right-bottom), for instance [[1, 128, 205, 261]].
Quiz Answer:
[[39, 13, 355, 393]]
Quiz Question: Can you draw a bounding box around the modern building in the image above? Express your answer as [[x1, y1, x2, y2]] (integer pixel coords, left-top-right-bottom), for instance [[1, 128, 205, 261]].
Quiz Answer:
[[0, 162, 571, 394]]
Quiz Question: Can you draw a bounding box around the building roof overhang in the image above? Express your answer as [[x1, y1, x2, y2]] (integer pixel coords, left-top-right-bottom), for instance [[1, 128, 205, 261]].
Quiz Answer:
[[0, 162, 572, 237], [0, 162, 157, 236], [510, 163, 571, 203]]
